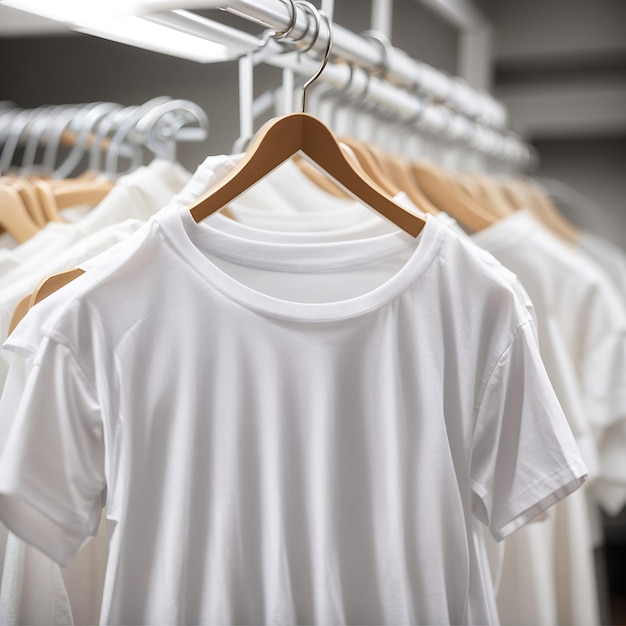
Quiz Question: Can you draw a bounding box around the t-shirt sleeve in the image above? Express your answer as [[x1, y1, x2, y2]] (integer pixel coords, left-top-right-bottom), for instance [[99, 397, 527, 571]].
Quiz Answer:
[[470, 322, 588, 541], [0, 336, 105, 567]]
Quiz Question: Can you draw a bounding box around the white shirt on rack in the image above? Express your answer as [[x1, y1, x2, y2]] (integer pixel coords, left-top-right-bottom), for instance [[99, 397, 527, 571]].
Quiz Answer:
[[472, 210, 626, 626], [473, 210, 626, 506], [0, 160, 190, 626], [0, 202, 585, 625]]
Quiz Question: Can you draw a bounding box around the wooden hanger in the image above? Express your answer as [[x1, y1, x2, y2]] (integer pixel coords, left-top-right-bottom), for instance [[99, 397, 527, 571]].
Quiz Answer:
[[411, 161, 497, 232], [455, 175, 481, 201], [8, 294, 31, 335], [189, 113, 425, 238], [8, 267, 85, 334], [525, 179, 581, 244], [11, 179, 48, 227], [0, 183, 40, 242], [385, 153, 440, 216], [499, 179, 531, 211], [34, 179, 114, 223], [462, 174, 514, 219], [355, 142, 439, 216], [339, 137, 399, 196], [488, 178, 518, 216]]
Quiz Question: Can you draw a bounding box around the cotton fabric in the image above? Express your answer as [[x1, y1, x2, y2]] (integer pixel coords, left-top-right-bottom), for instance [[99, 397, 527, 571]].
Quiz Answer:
[[473, 210, 626, 625], [0, 204, 585, 624]]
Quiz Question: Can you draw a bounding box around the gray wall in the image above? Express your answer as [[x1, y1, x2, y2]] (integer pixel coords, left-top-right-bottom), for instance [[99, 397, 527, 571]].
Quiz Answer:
[[533, 136, 626, 249], [483, 0, 626, 250]]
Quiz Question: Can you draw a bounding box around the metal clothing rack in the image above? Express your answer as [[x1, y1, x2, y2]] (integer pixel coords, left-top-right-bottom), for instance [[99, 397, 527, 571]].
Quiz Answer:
[[5, 0, 532, 168], [144, 1, 530, 169]]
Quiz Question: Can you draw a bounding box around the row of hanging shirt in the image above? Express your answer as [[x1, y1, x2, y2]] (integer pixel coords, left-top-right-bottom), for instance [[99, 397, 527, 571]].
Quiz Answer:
[[0, 89, 624, 626]]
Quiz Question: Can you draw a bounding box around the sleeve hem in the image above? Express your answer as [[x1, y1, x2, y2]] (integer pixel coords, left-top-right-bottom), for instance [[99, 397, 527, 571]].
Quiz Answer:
[[0, 487, 92, 567], [490, 461, 588, 542]]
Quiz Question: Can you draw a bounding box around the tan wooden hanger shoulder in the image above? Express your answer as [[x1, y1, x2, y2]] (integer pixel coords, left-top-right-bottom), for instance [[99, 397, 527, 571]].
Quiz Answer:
[[499, 179, 532, 211], [384, 152, 440, 216], [526, 180, 581, 244], [188, 113, 425, 238], [8, 294, 30, 335], [0, 183, 40, 243], [339, 137, 399, 197], [465, 174, 515, 219], [34, 179, 114, 223], [8, 267, 85, 335], [411, 162, 497, 232], [11, 179, 48, 227], [293, 156, 351, 199]]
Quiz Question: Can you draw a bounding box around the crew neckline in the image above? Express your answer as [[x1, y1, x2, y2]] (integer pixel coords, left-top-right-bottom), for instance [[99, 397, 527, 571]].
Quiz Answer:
[[158, 207, 444, 322], [208, 210, 389, 242]]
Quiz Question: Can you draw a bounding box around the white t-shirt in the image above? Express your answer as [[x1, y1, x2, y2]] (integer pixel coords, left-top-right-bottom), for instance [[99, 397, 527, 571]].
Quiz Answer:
[[473, 210, 626, 505], [0, 205, 585, 625], [0, 161, 189, 626], [472, 210, 626, 625], [0, 222, 149, 625]]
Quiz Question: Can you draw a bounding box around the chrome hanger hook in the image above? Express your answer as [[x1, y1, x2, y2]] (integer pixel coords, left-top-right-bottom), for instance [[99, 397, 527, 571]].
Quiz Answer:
[[360, 30, 393, 81], [301, 8, 333, 113], [272, 0, 298, 40], [257, 0, 297, 48], [293, 0, 320, 55]]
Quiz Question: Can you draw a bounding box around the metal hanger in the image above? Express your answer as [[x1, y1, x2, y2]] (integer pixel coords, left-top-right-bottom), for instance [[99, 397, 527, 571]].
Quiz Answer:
[[104, 97, 173, 175], [88, 105, 138, 174], [51, 102, 124, 179], [0, 107, 47, 174], [133, 99, 209, 162], [18, 105, 67, 177]]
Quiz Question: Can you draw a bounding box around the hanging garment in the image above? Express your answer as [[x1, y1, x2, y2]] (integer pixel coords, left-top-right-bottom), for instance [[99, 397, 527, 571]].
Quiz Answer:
[[0, 159, 190, 626], [472, 210, 626, 505], [472, 209, 626, 625], [0, 196, 586, 624]]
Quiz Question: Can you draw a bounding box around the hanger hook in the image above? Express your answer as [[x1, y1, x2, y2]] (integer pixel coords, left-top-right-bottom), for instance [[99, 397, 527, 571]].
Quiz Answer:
[[273, 0, 298, 40], [301, 8, 333, 113], [293, 0, 320, 55], [257, 0, 297, 48], [359, 30, 393, 82]]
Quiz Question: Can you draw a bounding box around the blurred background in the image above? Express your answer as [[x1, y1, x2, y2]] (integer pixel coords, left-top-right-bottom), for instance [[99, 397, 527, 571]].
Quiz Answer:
[[0, 0, 625, 623]]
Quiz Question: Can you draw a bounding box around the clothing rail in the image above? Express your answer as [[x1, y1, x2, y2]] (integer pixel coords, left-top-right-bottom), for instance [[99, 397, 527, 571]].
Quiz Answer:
[[145, 0, 507, 129], [144, 9, 529, 168], [263, 52, 528, 168], [4, 0, 528, 167]]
